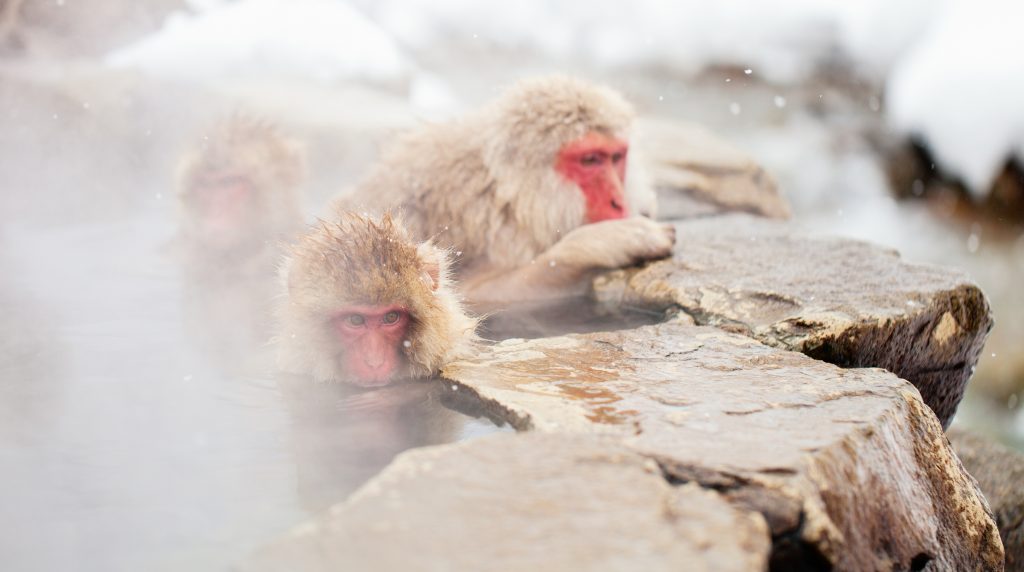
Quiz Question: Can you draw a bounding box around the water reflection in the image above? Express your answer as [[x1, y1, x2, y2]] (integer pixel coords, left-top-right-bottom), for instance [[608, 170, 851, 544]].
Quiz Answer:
[[0, 214, 503, 572], [480, 298, 666, 340], [280, 377, 504, 512]]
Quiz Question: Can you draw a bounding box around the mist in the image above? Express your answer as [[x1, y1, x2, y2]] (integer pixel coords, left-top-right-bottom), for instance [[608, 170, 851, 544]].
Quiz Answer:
[[1, 1, 1022, 570]]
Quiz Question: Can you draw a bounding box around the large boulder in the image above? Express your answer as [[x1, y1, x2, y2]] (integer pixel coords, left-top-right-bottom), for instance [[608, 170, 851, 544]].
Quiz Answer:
[[442, 322, 1003, 570], [949, 428, 1024, 571], [593, 215, 993, 427], [243, 433, 771, 572], [635, 118, 789, 220]]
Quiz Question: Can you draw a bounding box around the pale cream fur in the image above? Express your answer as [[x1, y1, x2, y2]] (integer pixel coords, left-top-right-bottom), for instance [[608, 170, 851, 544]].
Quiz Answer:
[[329, 76, 673, 305]]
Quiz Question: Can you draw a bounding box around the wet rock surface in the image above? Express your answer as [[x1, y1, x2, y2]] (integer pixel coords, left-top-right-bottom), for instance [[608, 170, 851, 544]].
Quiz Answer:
[[441, 322, 1003, 570], [243, 432, 771, 572], [593, 214, 993, 427], [949, 428, 1024, 571], [636, 118, 790, 220]]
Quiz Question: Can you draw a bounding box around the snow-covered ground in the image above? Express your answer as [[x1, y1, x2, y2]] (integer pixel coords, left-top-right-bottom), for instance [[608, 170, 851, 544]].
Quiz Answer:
[[886, 0, 1024, 195], [106, 0, 409, 84], [107, 0, 1024, 198]]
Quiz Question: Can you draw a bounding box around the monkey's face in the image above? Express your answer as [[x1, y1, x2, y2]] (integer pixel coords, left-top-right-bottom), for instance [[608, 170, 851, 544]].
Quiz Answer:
[[555, 131, 629, 223], [182, 170, 260, 247], [280, 216, 454, 386], [330, 304, 411, 387]]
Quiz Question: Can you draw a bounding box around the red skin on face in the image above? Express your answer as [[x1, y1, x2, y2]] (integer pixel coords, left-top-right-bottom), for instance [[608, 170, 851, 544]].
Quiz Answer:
[[331, 305, 410, 387], [555, 132, 629, 223], [191, 174, 255, 233]]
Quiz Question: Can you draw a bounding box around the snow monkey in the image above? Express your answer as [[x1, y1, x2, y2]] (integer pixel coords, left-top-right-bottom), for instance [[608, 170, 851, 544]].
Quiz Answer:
[[277, 213, 478, 387], [330, 76, 675, 308], [174, 115, 307, 374], [176, 114, 306, 264]]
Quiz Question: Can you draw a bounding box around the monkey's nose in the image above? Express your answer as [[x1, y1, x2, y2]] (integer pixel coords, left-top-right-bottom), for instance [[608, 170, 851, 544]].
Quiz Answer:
[[611, 199, 624, 211]]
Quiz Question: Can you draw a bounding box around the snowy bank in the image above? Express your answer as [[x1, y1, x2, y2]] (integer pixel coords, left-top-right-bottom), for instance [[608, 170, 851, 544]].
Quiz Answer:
[[105, 0, 409, 84], [886, 0, 1024, 197]]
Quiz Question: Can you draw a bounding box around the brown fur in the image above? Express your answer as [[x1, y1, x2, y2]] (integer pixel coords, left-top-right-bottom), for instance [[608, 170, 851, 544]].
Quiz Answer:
[[176, 113, 306, 261], [329, 76, 669, 305], [276, 213, 478, 383]]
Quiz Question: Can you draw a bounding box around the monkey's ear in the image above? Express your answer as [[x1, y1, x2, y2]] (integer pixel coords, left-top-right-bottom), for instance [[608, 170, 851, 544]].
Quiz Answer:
[[416, 243, 443, 291]]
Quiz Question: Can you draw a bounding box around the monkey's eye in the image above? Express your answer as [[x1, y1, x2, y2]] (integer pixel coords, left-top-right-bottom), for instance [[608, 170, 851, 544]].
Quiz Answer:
[[346, 314, 366, 327], [579, 153, 602, 166], [382, 311, 402, 325], [611, 151, 625, 163]]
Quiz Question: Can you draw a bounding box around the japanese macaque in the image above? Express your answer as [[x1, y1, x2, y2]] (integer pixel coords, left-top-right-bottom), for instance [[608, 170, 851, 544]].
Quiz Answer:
[[176, 114, 305, 270], [174, 115, 306, 373], [330, 76, 675, 308], [276, 213, 477, 387]]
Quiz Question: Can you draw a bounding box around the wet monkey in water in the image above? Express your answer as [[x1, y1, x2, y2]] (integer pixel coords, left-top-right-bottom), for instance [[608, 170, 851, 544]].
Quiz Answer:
[[330, 76, 675, 308], [276, 213, 477, 387]]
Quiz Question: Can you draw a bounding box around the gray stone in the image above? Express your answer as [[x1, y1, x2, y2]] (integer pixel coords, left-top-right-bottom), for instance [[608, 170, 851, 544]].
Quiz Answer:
[[949, 428, 1024, 571], [635, 118, 790, 220], [243, 432, 771, 572], [593, 215, 992, 427], [443, 322, 1004, 570]]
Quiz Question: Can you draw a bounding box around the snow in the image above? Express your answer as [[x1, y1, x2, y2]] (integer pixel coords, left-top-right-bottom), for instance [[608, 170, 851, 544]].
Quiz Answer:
[[886, 0, 1024, 196], [106, 0, 409, 84], [362, 0, 850, 83]]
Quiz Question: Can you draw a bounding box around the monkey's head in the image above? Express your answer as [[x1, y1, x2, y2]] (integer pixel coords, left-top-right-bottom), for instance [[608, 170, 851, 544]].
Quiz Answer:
[[481, 76, 650, 239], [277, 213, 477, 387], [177, 115, 305, 251]]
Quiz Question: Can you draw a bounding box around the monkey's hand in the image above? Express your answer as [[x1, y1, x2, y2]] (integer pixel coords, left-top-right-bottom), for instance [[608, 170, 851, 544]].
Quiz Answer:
[[461, 219, 675, 307], [541, 218, 676, 272]]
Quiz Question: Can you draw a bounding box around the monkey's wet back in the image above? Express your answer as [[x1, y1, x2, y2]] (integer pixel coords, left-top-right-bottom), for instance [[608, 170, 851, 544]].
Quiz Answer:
[[0, 216, 506, 572]]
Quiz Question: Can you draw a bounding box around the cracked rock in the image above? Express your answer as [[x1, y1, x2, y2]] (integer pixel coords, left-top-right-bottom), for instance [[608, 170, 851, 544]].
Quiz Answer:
[[593, 215, 993, 427], [442, 322, 1004, 570], [241, 432, 771, 572]]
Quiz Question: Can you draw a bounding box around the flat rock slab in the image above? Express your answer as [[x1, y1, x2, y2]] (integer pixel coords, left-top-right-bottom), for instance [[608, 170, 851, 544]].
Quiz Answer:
[[593, 214, 993, 427], [949, 428, 1024, 571], [243, 432, 771, 572], [635, 118, 790, 220], [443, 322, 1003, 570]]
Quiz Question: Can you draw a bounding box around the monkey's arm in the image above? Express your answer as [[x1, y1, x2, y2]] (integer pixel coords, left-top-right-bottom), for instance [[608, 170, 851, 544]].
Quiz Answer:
[[461, 218, 675, 308]]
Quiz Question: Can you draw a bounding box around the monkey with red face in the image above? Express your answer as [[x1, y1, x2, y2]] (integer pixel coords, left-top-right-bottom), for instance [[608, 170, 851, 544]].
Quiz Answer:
[[174, 115, 307, 372], [330, 76, 674, 309], [277, 213, 477, 387], [176, 114, 305, 273]]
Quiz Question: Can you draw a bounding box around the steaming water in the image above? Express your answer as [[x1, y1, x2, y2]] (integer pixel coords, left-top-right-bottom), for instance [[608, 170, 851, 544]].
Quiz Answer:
[[0, 210, 505, 571], [2, 49, 1022, 571]]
